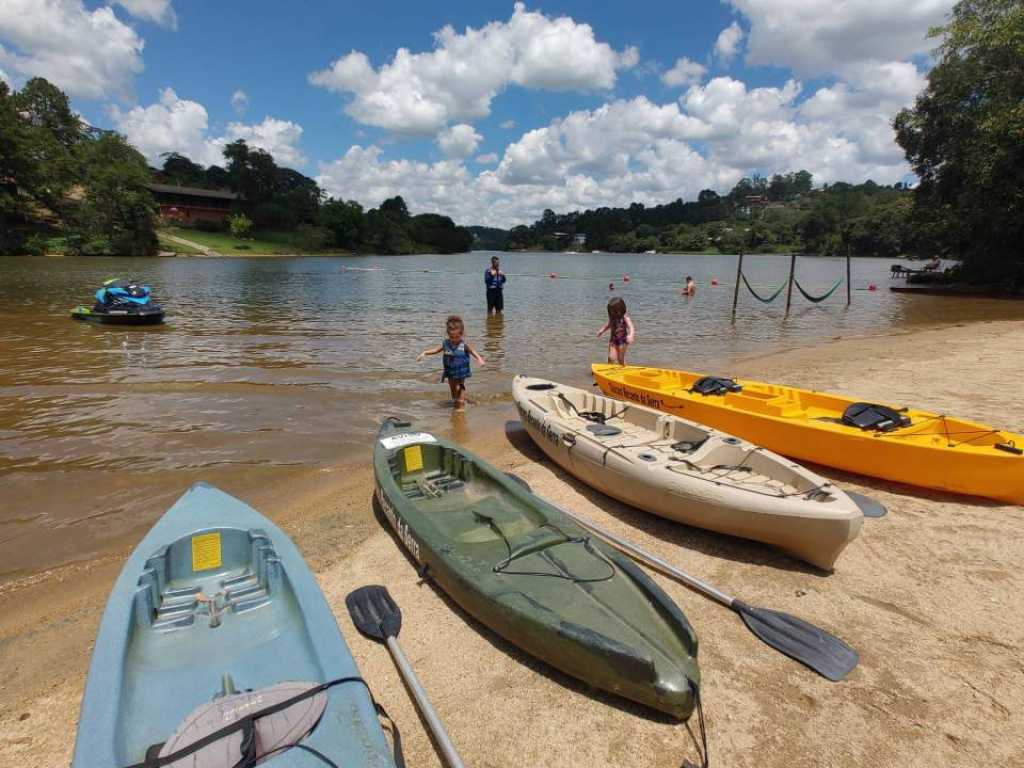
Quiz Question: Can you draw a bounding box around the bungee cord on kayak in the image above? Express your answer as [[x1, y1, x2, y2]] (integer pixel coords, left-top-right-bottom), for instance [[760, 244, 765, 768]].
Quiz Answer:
[[477, 515, 618, 584]]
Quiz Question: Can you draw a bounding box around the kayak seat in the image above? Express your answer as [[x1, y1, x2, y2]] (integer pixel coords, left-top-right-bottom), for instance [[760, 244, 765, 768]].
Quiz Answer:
[[134, 528, 281, 632], [399, 471, 465, 500]]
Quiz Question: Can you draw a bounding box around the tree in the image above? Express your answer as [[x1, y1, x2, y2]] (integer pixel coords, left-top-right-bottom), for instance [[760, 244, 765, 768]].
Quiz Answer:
[[408, 213, 473, 254], [319, 198, 364, 248], [792, 170, 813, 195], [12, 77, 83, 148], [204, 165, 230, 188], [894, 0, 1024, 283], [66, 133, 157, 256], [5, 78, 79, 213], [160, 153, 206, 187], [380, 195, 410, 219], [223, 140, 277, 206]]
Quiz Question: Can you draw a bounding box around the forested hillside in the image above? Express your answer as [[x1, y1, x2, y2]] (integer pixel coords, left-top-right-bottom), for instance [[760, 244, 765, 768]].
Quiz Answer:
[[496, 173, 928, 259], [1, 78, 473, 256]]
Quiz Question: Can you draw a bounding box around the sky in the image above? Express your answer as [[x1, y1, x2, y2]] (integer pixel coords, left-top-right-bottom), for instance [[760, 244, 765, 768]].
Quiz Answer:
[[0, 1, 954, 227]]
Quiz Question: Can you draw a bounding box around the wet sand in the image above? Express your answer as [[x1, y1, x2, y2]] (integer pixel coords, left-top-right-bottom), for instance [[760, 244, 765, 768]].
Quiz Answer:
[[2, 320, 1023, 767]]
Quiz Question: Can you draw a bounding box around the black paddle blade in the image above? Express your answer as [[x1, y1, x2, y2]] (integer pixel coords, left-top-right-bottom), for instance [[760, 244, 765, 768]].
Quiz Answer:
[[346, 585, 402, 643], [847, 490, 888, 518], [733, 600, 858, 681]]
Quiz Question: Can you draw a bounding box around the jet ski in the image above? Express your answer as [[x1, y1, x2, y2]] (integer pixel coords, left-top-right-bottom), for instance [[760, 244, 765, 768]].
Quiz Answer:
[[71, 278, 165, 325]]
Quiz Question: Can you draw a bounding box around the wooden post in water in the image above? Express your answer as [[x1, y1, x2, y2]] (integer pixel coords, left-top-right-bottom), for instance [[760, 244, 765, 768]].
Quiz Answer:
[[784, 252, 797, 314], [731, 248, 744, 317], [846, 245, 852, 305]]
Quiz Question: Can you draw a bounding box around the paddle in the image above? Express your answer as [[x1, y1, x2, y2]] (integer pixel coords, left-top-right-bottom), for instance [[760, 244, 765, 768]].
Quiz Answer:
[[847, 490, 888, 518], [346, 586, 467, 768], [503, 474, 858, 681]]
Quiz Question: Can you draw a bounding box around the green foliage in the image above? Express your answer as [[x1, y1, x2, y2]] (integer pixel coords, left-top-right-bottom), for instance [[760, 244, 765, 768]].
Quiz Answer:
[[467, 226, 509, 250], [160, 153, 206, 187], [191, 218, 226, 233], [409, 213, 473, 253], [22, 233, 49, 256], [295, 223, 330, 252], [895, 0, 1024, 283], [502, 172, 915, 256], [1, 77, 471, 258], [319, 199, 365, 248], [229, 213, 253, 238], [65, 133, 158, 257], [220, 140, 321, 229], [2, 77, 157, 257]]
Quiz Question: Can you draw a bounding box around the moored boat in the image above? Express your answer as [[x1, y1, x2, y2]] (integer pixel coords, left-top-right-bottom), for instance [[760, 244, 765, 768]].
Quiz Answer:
[[514, 376, 864, 570], [71, 482, 396, 768], [593, 363, 1024, 504], [372, 418, 702, 720]]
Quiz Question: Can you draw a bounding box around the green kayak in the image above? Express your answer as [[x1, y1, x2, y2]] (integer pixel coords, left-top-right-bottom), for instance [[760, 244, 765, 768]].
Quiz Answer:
[[373, 418, 701, 720]]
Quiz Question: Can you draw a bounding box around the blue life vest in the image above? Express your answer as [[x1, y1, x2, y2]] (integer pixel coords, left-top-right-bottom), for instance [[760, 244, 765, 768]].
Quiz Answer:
[[442, 338, 471, 381]]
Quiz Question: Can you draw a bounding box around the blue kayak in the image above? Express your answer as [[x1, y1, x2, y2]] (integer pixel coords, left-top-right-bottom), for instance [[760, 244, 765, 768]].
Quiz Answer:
[[71, 482, 396, 768]]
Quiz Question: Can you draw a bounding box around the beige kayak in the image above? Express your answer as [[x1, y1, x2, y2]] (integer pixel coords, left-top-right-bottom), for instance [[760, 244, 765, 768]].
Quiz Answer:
[[513, 375, 864, 570]]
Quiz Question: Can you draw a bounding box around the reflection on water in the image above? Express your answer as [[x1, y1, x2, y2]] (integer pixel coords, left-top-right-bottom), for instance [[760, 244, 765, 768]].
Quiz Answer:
[[483, 312, 505, 366], [1, 252, 1022, 579]]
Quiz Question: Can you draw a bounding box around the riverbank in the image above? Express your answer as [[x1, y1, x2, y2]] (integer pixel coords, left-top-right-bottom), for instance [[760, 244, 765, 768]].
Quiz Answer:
[[2, 320, 1023, 767]]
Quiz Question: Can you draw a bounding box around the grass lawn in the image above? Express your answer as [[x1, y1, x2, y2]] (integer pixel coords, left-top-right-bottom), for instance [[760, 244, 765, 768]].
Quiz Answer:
[[162, 226, 350, 256]]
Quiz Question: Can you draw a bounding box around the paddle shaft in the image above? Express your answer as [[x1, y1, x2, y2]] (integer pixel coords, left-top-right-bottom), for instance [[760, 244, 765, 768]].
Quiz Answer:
[[553, 504, 736, 609], [385, 635, 467, 768]]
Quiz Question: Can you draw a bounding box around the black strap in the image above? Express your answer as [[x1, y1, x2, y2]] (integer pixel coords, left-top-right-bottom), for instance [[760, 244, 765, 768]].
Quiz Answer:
[[125, 676, 401, 768], [557, 393, 627, 424], [683, 682, 710, 768]]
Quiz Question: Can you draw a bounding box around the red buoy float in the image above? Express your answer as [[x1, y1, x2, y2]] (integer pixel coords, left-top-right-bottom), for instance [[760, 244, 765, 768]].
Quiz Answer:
[[711, 276, 719, 286], [868, 283, 877, 291], [549, 272, 557, 279], [622, 274, 630, 282]]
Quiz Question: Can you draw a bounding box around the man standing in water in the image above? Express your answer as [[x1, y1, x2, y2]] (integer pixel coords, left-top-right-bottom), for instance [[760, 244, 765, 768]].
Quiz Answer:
[[485, 255, 507, 314]]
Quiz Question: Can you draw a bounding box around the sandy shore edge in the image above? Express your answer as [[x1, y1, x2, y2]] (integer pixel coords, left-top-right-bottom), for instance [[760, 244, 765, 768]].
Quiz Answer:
[[2, 319, 1023, 768]]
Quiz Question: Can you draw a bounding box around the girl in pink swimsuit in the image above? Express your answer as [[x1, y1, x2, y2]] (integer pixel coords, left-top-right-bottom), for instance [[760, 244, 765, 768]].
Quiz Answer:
[[596, 297, 635, 365]]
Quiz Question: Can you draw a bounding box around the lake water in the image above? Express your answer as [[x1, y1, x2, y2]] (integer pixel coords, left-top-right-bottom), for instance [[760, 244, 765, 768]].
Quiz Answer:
[[2, 251, 1021, 579]]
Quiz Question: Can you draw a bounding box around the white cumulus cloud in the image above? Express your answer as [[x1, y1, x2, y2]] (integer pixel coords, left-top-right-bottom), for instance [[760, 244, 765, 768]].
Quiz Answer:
[[318, 146, 478, 216], [437, 123, 483, 158], [223, 117, 305, 166], [111, 88, 306, 167], [727, 0, 954, 76], [110, 87, 210, 162], [316, 57, 925, 230], [475, 153, 499, 164], [0, 0, 144, 99], [500, 120, 516, 130], [495, 96, 714, 186], [230, 89, 248, 116], [661, 57, 706, 87], [308, 2, 638, 134], [714, 21, 744, 64], [112, 0, 177, 29]]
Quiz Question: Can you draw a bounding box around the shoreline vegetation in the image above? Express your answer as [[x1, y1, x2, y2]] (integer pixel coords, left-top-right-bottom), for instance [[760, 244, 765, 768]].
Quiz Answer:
[[2, 317, 1023, 767]]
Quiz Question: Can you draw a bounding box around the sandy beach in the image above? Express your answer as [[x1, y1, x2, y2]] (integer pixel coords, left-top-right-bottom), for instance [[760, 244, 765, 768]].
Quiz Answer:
[[2, 318, 1023, 768]]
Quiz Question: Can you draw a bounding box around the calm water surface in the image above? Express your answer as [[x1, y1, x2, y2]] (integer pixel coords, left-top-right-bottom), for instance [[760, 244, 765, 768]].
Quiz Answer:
[[2, 252, 1021, 579]]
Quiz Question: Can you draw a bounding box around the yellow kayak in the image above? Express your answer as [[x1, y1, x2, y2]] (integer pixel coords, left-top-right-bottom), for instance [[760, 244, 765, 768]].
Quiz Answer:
[[592, 364, 1024, 504]]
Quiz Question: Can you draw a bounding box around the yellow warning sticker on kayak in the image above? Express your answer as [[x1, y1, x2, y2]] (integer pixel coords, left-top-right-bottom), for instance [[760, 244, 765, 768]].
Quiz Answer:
[[403, 445, 424, 473], [191, 533, 222, 572]]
